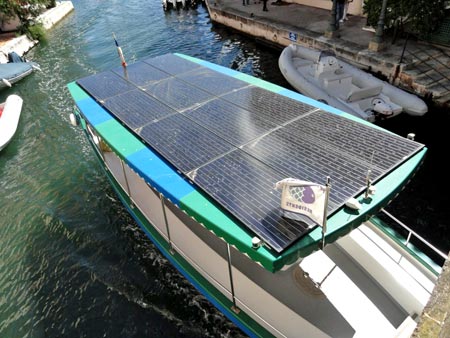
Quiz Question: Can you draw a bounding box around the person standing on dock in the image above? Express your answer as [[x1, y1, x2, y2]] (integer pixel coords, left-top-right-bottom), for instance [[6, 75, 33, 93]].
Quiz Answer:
[[262, 0, 268, 11], [342, 0, 352, 21], [335, 0, 345, 27]]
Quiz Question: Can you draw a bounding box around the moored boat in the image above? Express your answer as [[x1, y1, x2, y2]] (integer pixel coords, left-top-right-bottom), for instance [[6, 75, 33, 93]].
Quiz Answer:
[[0, 52, 40, 90], [279, 44, 428, 122], [67, 53, 444, 337], [0, 94, 24, 151]]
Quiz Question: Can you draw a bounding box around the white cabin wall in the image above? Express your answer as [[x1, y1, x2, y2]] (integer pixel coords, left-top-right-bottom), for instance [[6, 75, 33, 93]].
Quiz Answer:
[[164, 206, 233, 300], [124, 165, 168, 239], [104, 152, 128, 194]]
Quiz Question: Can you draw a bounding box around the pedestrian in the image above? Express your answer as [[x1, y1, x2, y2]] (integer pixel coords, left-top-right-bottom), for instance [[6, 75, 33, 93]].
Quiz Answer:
[[262, 0, 268, 11], [342, 0, 352, 21], [242, 0, 249, 6], [335, 0, 345, 27]]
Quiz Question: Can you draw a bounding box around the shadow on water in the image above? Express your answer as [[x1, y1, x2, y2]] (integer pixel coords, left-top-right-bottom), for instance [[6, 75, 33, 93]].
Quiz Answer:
[[376, 101, 450, 254]]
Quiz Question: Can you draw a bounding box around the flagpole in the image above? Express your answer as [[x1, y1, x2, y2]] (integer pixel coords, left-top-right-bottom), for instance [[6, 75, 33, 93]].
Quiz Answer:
[[364, 169, 372, 199], [112, 33, 127, 68], [321, 176, 331, 249]]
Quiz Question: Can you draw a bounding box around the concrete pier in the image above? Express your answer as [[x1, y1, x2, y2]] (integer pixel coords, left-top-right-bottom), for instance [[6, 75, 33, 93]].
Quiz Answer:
[[0, 1, 74, 63], [205, 0, 450, 107]]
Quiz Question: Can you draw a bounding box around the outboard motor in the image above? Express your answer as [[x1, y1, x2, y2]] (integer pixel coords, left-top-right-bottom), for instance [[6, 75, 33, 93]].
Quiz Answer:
[[7, 51, 24, 63], [372, 98, 393, 119]]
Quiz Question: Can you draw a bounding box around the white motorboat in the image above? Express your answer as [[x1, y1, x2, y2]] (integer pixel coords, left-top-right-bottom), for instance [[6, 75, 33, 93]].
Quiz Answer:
[[0, 94, 24, 151], [279, 44, 428, 122]]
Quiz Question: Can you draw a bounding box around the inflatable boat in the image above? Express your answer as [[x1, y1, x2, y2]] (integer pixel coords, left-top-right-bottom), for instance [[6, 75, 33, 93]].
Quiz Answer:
[[279, 44, 428, 122]]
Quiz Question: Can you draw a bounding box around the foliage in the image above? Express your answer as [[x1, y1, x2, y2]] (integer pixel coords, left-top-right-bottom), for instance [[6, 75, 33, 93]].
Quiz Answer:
[[27, 22, 47, 42], [0, 0, 53, 41], [363, 0, 447, 35]]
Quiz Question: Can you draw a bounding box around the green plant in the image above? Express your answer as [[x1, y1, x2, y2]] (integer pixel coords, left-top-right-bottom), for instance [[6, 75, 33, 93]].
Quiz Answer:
[[363, 0, 447, 35], [0, 0, 52, 29], [25, 22, 47, 42]]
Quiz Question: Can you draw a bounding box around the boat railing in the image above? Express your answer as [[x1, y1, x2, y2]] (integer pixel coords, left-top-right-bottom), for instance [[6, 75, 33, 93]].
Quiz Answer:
[[380, 209, 448, 261]]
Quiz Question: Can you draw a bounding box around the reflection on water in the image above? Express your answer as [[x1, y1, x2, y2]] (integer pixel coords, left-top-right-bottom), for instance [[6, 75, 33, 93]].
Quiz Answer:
[[0, 0, 448, 337]]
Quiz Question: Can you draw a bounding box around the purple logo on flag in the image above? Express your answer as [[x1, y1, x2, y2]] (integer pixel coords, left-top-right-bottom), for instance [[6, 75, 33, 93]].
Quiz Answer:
[[289, 186, 315, 204]]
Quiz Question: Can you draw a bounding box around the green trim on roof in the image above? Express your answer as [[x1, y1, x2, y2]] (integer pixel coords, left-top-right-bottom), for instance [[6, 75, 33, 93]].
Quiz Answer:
[[67, 81, 90, 101], [95, 119, 145, 158]]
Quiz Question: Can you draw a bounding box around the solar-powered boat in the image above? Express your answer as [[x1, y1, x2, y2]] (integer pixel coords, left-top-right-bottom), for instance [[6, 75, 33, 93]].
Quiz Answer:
[[67, 53, 444, 337]]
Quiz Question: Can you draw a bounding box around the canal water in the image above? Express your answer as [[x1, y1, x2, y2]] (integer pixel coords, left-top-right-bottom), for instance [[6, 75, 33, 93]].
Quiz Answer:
[[0, 0, 448, 337]]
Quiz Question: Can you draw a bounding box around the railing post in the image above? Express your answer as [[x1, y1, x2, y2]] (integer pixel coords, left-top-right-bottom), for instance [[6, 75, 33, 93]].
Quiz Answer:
[[160, 193, 175, 254], [227, 243, 240, 314]]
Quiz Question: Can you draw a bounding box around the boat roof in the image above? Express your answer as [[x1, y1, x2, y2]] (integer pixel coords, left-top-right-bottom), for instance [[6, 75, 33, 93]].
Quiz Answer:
[[68, 53, 426, 272]]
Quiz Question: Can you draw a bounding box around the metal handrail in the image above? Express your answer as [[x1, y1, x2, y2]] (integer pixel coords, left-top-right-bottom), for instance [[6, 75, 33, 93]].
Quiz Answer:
[[381, 209, 448, 260]]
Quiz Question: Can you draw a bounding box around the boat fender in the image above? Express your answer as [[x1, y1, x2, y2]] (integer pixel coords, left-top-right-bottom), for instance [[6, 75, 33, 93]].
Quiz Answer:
[[69, 113, 79, 127], [372, 99, 393, 116], [2, 78, 12, 88], [345, 197, 362, 211]]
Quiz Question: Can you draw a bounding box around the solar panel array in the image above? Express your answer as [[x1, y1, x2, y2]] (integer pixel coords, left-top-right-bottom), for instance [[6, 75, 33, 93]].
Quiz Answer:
[[77, 53, 424, 253]]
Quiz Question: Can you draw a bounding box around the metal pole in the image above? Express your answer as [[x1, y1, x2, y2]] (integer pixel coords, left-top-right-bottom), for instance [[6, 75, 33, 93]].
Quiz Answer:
[[371, 0, 388, 44], [364, 169, 372, 199], [120, 159, 132, 197], [399, 32, 410, 64], [160, 193, 175, 254], [226, 243, 240, 314], [321, 176, 331, 249]]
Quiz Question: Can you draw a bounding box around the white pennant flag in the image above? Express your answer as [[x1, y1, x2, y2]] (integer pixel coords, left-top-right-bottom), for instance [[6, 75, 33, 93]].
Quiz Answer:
[[275, 178, 328, 226]]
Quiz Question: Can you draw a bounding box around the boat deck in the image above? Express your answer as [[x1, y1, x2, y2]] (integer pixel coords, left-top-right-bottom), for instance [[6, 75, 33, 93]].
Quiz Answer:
[[75, 53, 424, 254]]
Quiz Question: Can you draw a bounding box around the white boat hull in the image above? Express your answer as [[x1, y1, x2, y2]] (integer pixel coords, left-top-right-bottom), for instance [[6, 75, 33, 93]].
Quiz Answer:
[[0, 94, 23, 151]]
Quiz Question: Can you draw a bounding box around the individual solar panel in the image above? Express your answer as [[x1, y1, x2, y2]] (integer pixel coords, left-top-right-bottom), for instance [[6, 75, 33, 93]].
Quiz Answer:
[[103, 89, 177, 130], [77, 71, 135, 101], [178, 67, 248, 96], [143, 77, 215, 111], [283, 111, 423, 173], [112, 61, 171, 87], [221, 86, 317, 126], [143, 53, 201, 76], [138, 113, 235, 173], [182, 98, 278, 146], [191, 149, 314, 252]]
